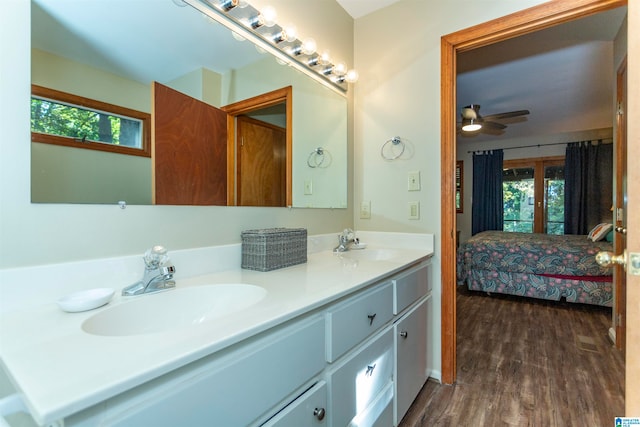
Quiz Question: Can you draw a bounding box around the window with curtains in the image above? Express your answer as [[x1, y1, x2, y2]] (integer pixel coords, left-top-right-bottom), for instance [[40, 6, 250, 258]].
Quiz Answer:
[[502, 157, 565, 234]]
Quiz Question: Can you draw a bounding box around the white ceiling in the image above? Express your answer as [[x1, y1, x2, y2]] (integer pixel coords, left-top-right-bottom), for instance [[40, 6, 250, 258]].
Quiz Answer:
[[456, 7, 627, 144], [32, 0, 264, 85], [335, 2, 627, 145], [335, 0, 401, 19]]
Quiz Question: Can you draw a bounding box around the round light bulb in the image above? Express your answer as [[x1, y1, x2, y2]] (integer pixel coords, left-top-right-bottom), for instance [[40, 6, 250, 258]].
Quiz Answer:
[[261, 6, 277, 27], [301, 38, 317, 55], [333, 62, 347, 76], [237, 0, 249, 7], [283, 24, 297, 42], [345, 69, 359, 83], [319, 50, 331, 65]]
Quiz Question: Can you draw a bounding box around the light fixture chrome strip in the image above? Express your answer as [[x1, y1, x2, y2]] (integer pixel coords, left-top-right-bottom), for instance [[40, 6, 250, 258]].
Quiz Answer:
[[182, 0, 349, 95]]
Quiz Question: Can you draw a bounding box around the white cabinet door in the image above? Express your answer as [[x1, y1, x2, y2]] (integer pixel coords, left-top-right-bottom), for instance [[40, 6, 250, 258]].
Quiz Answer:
[[348, 381, 394, 427], [394, 296, 430, 425], [262, 381, 327, 427], [327, 327, 394, 427], [68, 315, 325, 427]]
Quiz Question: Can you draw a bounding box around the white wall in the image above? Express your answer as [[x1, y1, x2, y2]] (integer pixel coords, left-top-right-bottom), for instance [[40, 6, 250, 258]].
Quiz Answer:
[[352, 0, 548, 381], [0, 0, 353, 269]]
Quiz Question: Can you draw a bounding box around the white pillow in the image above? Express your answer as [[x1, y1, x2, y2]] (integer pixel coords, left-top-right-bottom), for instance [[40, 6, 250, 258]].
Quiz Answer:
[[587, 223, 613, 242]]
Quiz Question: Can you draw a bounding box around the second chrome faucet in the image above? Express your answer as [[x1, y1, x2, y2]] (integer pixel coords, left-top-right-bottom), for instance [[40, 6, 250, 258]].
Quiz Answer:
[[122, 245, 176, 296], [334, 228, 361, 252]]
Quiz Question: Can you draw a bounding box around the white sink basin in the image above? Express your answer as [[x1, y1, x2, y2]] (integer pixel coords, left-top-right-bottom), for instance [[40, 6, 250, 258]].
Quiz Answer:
[[82, 284, 267, 336], [335, 248, 400, 261]]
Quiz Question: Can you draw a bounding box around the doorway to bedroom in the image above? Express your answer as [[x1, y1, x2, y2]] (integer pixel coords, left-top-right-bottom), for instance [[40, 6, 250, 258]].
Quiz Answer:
[[440, 0, 628, 390]]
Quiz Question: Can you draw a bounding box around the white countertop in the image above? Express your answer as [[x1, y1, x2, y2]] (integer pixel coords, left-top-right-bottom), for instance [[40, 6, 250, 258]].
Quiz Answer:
[[0, 232, 433, 425]]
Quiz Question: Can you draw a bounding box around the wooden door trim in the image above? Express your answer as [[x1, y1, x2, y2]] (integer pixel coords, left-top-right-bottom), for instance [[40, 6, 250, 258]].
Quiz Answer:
[[222, 86, 293, 206], [615, 55, 627, 351], [440, 0, 627, 385]]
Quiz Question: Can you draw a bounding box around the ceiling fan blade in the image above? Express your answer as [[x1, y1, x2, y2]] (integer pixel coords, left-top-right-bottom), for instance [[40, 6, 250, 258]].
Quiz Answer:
[[482, 120, 507, 130], [482, 110, 530, 121], [480, 125, 505, 136]]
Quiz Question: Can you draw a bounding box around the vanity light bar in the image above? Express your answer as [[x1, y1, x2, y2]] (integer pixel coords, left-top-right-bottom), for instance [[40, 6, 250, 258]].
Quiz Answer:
[[183, 0, 355, 93]]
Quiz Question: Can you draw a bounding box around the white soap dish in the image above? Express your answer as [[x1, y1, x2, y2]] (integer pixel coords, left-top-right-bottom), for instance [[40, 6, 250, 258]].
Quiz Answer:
[[57, 288, 115, 313]]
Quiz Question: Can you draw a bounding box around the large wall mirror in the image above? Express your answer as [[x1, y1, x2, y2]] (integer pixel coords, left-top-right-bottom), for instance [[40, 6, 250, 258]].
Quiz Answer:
[[30, 0, 348, 209]]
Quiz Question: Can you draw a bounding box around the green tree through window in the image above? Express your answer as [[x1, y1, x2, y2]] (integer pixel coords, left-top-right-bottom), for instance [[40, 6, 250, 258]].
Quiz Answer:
[[502, 159, 564, 234], [31, 98, 142, 148]]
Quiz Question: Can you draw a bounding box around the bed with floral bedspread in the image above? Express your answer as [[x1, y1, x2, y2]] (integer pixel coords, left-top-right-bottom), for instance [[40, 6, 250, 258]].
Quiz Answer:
[[456, 230, 614, 306]]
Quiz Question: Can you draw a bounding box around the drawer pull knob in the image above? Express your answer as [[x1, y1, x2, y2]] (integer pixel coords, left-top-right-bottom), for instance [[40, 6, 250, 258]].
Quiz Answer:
[[313, 407, 326, 420], [366, 363, 376, 376], [400, 331, 408, 339], [367, 313, 377, 325]]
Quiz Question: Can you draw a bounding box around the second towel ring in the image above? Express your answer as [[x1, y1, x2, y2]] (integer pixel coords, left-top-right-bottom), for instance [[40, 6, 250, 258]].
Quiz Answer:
[[381, 136, 405, 160], [307, 147, 332, 168]]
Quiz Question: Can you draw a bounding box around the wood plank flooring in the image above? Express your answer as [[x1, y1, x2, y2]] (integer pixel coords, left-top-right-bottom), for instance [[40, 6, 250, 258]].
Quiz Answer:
[[400, 286, 625, 426]]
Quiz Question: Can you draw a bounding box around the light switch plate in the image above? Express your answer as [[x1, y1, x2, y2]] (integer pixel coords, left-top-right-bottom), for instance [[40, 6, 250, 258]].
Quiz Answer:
[[408, 171, 421, 191], [408, 201, 420, 219], [360, 200, 371, 219], [304, 180, 313, 195]]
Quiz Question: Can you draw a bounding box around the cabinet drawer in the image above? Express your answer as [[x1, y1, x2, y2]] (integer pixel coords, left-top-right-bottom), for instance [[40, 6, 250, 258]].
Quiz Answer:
[[76, 315, 326, 427], [327, 327, 394, 427], [394, 296, 430, 425], [393, 263, 431, 315], [262, 381, 327, 427], [326, 282, 393, 362], [349, 381, 394, 427]]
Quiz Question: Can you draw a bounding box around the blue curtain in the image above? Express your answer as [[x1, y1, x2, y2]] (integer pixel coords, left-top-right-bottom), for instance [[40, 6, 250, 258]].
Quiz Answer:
[[472, 150, 504, 235], [564, 140, 613, 235]]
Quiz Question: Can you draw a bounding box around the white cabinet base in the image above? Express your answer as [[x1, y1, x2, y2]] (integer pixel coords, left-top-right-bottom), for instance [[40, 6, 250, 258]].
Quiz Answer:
[[394, 296, 430, 425]]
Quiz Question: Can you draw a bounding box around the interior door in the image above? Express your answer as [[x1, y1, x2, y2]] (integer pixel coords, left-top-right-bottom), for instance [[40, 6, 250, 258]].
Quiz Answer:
[[236, 115, 286, 207], [153, 82, 227, 205], [614, 58, 628, 352]]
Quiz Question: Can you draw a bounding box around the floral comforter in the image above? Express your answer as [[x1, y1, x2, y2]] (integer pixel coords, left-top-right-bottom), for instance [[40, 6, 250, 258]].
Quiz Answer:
[[457, 231, 614, 306]]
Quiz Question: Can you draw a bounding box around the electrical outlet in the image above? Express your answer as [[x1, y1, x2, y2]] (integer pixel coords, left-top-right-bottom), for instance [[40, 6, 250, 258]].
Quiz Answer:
[[408, 171, 421, 191], [304, 180, 313, 195], [360, 200, 371, 219], [408, 201, 420, 219]]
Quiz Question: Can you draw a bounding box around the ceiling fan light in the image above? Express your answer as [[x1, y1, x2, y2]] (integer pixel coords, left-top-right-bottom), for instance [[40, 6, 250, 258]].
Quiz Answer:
[[462, 118, 482, 132]]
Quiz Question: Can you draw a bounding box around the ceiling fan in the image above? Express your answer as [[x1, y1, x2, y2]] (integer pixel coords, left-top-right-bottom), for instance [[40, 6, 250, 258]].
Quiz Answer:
[[458, 104, 530, 136]]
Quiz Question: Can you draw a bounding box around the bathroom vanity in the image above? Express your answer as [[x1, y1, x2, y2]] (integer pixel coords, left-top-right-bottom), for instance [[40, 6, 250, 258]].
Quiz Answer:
[[0, 232, 434, 426]]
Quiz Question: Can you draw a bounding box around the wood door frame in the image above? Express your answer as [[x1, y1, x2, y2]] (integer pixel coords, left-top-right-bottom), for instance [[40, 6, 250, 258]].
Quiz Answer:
[[440, 0, 627, 385], [614, 56, 627, 351], [222, 86, 293, 206]]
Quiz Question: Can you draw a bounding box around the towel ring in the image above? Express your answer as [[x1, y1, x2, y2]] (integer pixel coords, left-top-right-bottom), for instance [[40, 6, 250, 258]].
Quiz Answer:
[[307, 147, 332, 168], [381, 136, 405, 160]]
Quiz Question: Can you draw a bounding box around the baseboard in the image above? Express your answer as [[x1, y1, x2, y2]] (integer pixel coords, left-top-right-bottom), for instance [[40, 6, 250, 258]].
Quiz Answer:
[[427, 369, 442, 383], [608, 327, 616, 345]]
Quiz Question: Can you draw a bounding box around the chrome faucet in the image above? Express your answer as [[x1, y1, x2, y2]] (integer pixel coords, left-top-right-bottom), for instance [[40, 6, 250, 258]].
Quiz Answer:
[[334, 228, 359, 252], [122, 245, 176, 296]]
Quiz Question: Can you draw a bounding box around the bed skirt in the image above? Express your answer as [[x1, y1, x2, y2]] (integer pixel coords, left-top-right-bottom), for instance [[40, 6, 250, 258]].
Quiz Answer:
[[464, 268, 613, 307]]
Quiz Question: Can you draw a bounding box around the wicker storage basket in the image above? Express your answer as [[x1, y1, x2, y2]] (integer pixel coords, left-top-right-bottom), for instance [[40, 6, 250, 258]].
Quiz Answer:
[[241, 228, 307, 271]]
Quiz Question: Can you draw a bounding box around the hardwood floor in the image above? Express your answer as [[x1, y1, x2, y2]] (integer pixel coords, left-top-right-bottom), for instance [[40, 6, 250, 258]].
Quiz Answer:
[[400, 286, 625, 426]]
